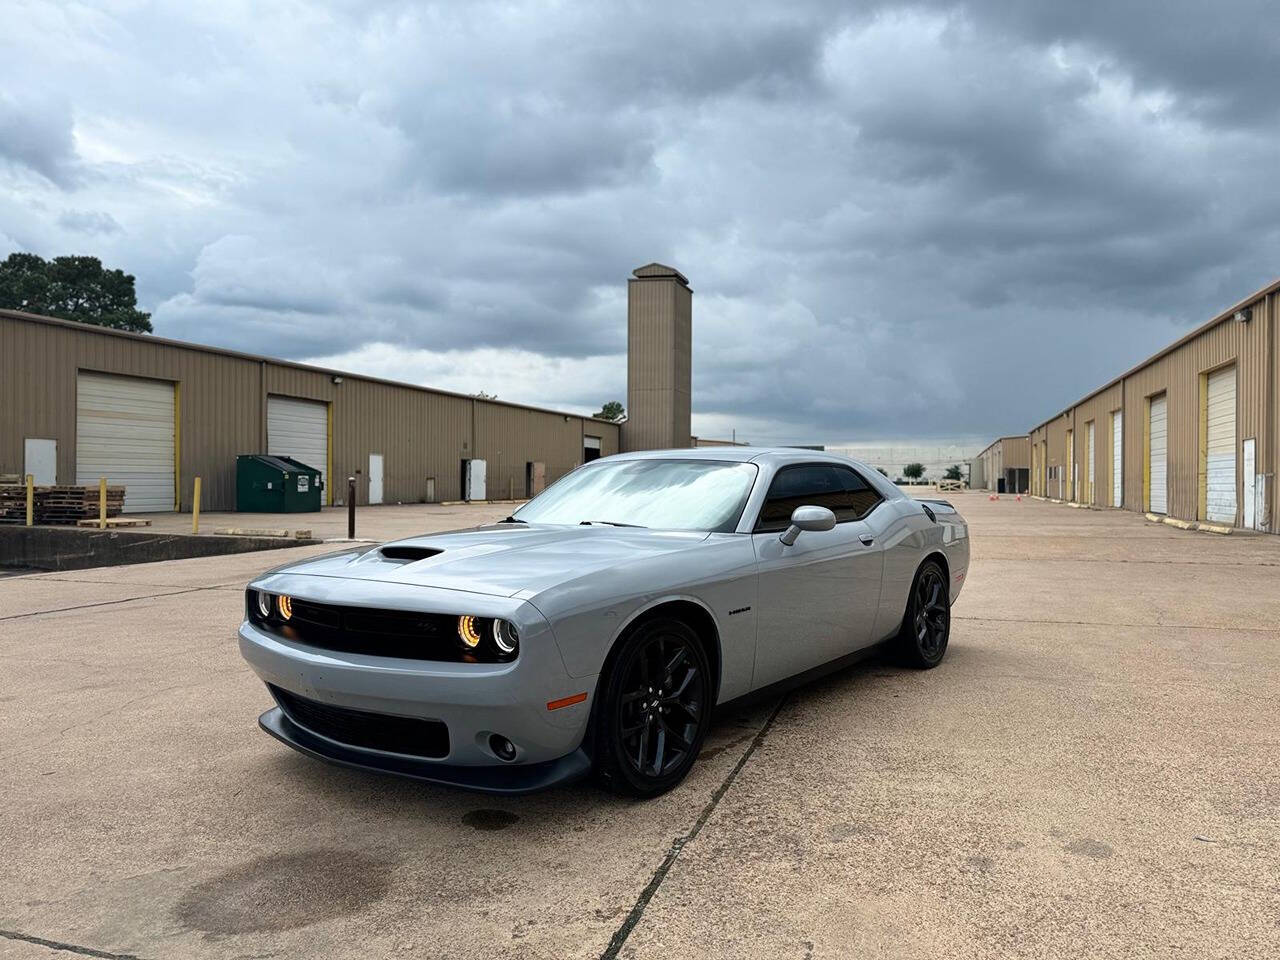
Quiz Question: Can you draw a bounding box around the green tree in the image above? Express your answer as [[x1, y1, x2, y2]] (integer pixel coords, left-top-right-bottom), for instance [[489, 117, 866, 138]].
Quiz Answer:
[[943, 463, 963, 481], [0, 253, 152, 332], [593, 400, 625, 421], [903, 462, 925, 481]]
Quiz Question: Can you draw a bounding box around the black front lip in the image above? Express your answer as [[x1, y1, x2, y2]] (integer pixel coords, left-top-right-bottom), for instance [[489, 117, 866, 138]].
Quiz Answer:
[[258, 707, 592, 795]]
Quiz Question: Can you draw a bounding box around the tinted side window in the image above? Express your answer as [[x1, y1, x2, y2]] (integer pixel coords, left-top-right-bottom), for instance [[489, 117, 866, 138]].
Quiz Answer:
[[835, 466, 884, 521], [756, 464, 884, 530]]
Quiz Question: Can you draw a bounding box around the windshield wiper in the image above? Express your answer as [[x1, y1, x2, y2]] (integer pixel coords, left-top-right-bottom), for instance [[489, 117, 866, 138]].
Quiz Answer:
[[579, 519, 646, 528], [501, 516, 527, 524]]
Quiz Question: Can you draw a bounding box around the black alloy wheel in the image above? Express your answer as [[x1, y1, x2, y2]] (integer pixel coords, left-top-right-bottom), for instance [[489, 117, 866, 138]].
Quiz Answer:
[[595, 618, 712, 798], [898, 560, 951, 668]]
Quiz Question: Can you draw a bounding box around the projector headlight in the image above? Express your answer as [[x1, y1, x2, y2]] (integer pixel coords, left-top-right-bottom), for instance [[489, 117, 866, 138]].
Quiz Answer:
[[492, 619, 519, 656], [276, 595, 292, 620], [255, 590, 272, 619]]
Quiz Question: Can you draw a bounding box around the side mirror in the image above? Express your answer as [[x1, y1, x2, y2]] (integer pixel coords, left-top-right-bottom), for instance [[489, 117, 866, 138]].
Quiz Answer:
[[779, 505, 836, 545]]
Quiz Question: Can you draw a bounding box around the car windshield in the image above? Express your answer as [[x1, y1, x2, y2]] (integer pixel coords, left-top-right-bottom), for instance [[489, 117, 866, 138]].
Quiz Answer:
[[513, 459, 759, 532]]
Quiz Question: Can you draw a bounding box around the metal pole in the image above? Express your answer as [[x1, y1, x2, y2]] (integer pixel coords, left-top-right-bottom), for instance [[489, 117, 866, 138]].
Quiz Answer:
[[99, 476, 107, 529], [347, 476, 356, 539], [192, 476, 202, 534], [25, 474, 34, 527]]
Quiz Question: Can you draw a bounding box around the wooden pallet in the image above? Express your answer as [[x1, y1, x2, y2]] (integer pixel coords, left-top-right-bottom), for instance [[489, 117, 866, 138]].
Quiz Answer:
[[0, 484, 126, 525], [75, 516, 152, 528]]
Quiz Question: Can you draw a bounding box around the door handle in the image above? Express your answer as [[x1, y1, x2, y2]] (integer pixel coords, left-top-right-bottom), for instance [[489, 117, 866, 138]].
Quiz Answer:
[[859, 534, 875, 546]]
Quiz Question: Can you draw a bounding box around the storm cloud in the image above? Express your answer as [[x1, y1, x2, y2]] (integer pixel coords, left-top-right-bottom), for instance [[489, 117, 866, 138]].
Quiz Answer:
[[3, 1, 1278, 443]]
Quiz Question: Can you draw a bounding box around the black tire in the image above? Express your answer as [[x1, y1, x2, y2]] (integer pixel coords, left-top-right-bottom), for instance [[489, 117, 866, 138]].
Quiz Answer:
[[593, 617, 713, 798], [895, 559, 951, 669]]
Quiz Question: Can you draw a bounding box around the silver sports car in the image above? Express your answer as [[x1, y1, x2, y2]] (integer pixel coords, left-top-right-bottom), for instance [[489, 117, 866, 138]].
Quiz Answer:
[[239, 448, 969, 797]]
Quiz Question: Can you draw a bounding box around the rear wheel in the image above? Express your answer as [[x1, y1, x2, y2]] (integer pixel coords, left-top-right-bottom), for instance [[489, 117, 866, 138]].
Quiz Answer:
[[594, 618, 712, 798], [896, 560, 951, 668]]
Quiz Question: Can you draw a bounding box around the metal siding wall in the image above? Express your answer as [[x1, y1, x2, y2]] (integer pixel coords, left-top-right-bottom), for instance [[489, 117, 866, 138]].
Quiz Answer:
[[1001, 436, 1030, 468], [2, 313, 623, 512], [475, 402, 582, 502], [1068, 383, 1123, 509], [1120, 312, 1269, 524]]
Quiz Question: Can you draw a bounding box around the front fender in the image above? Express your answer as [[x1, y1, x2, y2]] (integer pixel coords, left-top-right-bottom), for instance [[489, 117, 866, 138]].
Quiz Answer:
[[527, 534, 759, 703]]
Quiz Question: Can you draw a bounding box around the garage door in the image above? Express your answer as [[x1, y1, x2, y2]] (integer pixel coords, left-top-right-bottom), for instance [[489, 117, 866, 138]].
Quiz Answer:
[[1086, 421, 1096, 504], [1205, 366, 1237, 524], [267, 396, 328, 498], [1149, 395, 1167, 514], [76, 372, 175, 513], [1111, 410, 1123, 508]]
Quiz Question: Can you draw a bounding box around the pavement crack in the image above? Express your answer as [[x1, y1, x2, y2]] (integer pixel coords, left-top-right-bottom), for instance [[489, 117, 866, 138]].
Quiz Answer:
[[0, 584, 236, 622], [0, 928, 150, 960], [955, 614, 1280, 634], [599, 695, 788, 960]]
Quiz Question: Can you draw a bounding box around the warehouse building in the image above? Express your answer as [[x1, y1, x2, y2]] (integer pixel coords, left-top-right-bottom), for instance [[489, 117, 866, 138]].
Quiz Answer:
[[972, 436, 1030, 493], [1029, 279, 1278, 532], [1, 263, 695, 513]]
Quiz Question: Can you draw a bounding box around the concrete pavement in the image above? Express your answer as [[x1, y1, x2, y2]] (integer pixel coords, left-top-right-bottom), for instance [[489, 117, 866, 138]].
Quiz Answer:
[[1, 495, 1277, 959]]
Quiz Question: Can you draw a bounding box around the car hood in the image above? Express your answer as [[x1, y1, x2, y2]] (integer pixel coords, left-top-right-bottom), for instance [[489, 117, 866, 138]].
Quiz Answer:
[[267, 523, 712, 598]]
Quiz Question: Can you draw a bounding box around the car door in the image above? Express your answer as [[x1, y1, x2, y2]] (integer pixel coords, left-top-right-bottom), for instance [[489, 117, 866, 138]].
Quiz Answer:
[[750, 463, 887, 690]]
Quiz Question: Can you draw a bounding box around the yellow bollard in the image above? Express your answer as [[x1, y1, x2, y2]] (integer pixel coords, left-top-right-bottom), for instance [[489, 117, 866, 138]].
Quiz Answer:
[[26, 473, 34, 526], [192, 476, 202, 534], [99, 476, 107, 529]]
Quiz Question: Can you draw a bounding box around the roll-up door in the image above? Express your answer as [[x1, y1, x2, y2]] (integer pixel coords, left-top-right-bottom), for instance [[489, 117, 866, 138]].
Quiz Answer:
[[1205, 366, 1237, 524], [1086, 421, 1096, 504], [267, 396, 329, 497], [1149, 395, 1167, 514], [1111, 410, 1123, 507], [76, 372, 175, 513]]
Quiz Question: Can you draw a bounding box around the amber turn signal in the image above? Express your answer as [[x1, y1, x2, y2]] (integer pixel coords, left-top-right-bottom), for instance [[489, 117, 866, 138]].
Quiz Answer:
[[457, 615, 482, 648]]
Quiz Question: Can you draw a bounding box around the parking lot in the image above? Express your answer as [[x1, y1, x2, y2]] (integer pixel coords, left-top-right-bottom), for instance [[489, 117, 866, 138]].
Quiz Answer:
[[2, 495, 1278, 959]]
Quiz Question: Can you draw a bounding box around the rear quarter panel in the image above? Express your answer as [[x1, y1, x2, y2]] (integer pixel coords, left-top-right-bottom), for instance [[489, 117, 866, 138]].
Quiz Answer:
[[872, 499, 970, 640]]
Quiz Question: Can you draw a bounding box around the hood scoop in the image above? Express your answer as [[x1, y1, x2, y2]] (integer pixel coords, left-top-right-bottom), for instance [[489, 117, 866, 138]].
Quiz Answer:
[[379, 545, 443, 563]]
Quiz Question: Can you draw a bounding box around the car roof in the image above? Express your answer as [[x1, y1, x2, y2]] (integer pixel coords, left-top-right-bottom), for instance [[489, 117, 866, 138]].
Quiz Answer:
[[608, 446, 842, 465], [601, 447, 904, 497]]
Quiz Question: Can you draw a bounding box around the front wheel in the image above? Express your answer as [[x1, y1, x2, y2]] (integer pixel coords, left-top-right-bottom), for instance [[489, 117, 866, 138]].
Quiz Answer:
[[594, 618, 712, 798], [896, 560, 951, 668]]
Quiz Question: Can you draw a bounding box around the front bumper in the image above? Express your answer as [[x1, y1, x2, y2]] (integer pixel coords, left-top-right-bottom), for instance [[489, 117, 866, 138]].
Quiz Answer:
[[258, 707, 591, 794], [237, 576, 597, 791]]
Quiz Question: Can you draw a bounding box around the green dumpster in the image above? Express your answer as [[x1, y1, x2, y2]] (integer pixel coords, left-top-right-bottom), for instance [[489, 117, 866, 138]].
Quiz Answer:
[[236, 455, 324, 512]]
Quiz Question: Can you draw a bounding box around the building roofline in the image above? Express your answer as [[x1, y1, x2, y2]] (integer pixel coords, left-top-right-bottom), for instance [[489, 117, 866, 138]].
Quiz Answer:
[[0, 307, 622, 427], [975, 435, 1029, 458], [1028, 277, 1280, 433]]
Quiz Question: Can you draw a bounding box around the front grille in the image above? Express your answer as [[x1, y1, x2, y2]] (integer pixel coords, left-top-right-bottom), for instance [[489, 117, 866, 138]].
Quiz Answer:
[[251, 596, 467, 661], [270, 684, 450, 759]]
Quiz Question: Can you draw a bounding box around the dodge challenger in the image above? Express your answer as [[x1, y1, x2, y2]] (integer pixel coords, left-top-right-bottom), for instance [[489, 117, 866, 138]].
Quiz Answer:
[[239, 448, 969, 797]]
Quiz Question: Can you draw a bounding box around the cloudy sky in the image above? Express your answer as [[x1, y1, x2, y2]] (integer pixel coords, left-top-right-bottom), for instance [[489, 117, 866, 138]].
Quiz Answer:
[[3, 1, 1278, 445]]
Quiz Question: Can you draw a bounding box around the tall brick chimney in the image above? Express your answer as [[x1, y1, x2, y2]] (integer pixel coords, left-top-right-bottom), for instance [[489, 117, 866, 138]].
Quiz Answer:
[[621, 263, 691, 452]]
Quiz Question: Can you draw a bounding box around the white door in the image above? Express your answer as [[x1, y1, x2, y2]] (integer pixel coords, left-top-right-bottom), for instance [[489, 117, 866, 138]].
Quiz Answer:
[[24, 438, 57, 485], [1243, 438, 1256, 530], [76, 372, 175, 513], [267, 396, 328, 497], [1086, 422, 1096, 504], [1149, 395, 1168, 514], [466, 459, 487, 501], [1112, 410, 1123, 508], [368, 453, 384, 505], [1205, 366, 1237, 524]]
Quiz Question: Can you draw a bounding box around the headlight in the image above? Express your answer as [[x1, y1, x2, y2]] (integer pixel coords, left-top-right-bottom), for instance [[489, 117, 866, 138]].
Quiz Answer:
[[457, 615, 482, 649], [277, 595, 293, 620], [492, 619, 519, 655], [255, 591, 272, 619]]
